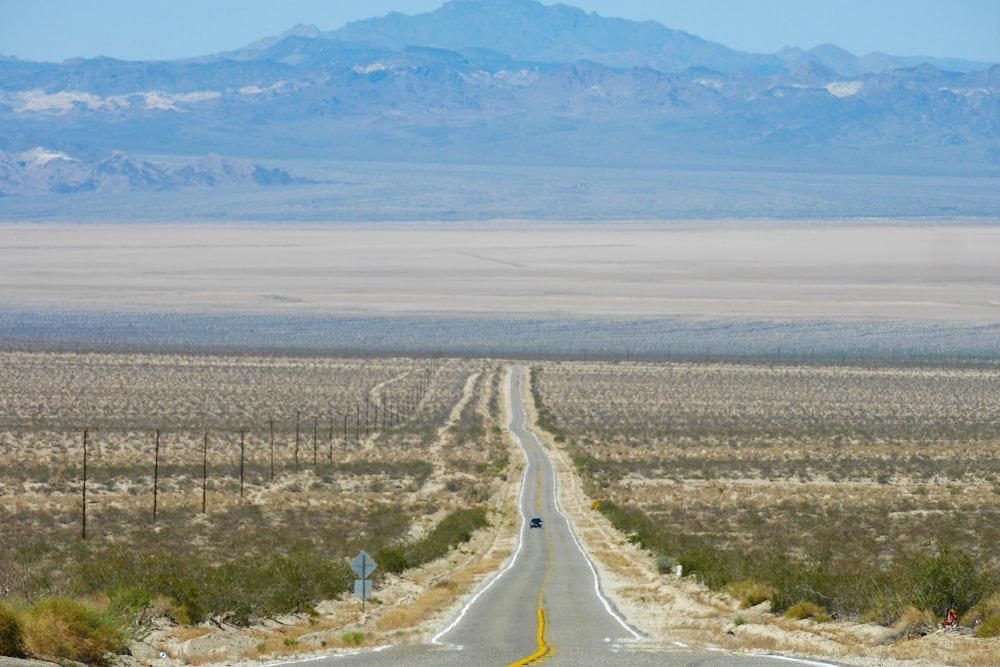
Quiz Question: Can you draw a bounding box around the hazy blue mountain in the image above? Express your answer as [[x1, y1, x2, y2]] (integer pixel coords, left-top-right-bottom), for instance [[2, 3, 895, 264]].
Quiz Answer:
[[0, 0, 998, 196], [321, 0, 992, 75], [0, 148, 304, 195]]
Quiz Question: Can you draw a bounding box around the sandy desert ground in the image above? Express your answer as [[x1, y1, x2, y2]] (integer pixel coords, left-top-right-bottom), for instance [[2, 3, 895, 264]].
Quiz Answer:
[[2, 221, 999, 323]]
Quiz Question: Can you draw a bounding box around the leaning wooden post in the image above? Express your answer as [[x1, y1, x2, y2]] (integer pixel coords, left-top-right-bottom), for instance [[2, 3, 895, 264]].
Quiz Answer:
[[81, 428, 88, 540], [153, 429, 160, 522]]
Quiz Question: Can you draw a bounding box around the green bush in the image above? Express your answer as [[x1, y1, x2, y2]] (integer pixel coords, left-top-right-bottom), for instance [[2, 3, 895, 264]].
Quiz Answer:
[[71, 545, 353, 627], [0, 603, 25, 657], [408, 508, 488, 567], [905, 543, 995, 618], [654, 554, 678, 575], [529, 367, 563, 440], [377, 508, 488, 576], [373, 546, 409, 575], [341, 632, 364, 645]]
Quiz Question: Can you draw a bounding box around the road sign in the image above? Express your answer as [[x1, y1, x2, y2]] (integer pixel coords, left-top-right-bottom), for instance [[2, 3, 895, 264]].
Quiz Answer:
[[351, 551, 378, 612], [351, 550, 377, 579], [354, 579, 373, 600]]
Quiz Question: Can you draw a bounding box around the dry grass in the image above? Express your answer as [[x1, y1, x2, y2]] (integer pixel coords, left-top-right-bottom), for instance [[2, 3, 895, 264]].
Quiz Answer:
[[0, 350, 518, 663], [531, 359, 1000, 666]]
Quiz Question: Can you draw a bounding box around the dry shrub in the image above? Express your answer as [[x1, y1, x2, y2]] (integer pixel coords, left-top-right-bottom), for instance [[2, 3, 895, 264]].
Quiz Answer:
[[784, 600, 827, 621], [0, 603, 25, 657], [970, 592, 1000, 638], [880, 606, 936, 644], [21, 597, 126, 666], [726, 579, 774, 609], [977, 615, 1000, 638]]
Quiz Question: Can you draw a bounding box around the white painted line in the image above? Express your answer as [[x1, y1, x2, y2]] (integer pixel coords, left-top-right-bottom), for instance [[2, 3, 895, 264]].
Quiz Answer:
[[430, 370, 531, 646], [763, 655, 844, 666], [520, 421, 643, 640]]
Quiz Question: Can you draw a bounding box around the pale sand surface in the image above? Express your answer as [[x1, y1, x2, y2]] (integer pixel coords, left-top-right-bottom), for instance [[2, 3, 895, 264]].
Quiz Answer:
[[2, 221, 998, 323]]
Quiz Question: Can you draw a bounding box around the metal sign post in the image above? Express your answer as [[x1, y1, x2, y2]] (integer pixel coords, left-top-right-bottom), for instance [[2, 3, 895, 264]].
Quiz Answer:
[[350, 551, 377, 613]]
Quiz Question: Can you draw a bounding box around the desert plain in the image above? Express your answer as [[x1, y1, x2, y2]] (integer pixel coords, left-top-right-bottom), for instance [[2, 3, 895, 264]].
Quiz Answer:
[[2, 220, 1000, 666], [2, 221, 999, 322]]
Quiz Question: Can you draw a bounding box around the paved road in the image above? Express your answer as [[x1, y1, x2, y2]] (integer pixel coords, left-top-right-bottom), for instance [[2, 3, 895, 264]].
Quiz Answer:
[[293, 366, 845, 666]]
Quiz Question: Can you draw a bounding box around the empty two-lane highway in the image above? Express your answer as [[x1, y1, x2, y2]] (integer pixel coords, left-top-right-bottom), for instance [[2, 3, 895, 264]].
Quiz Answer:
[[428, 365, 641, 664], [295, 366, 844, 667]]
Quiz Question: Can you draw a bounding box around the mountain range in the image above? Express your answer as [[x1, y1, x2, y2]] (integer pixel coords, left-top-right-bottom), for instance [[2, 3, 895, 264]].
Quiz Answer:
[[1, 0, 998, 196], [0, 148, 302, 196]]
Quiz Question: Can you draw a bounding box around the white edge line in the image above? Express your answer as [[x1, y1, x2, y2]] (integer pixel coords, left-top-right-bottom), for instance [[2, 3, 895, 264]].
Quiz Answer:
[[762, 656, 845, 667], [430, 369, 530, 645], [266, 643, 394, 665], [521, 422, 643, 640]]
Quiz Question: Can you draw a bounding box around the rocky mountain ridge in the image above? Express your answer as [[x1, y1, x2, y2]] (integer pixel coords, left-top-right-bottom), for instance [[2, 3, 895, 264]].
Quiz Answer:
[[1, 0, 997, 194], [0, 148, 301, 196]]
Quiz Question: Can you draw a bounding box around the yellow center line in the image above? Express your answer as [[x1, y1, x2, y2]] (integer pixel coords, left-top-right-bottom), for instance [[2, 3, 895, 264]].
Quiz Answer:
[[506, 445, 557, 666]]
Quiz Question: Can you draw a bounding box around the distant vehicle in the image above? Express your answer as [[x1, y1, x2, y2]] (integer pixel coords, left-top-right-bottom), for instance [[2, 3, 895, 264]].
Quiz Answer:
[[529, 517, 543, 529]]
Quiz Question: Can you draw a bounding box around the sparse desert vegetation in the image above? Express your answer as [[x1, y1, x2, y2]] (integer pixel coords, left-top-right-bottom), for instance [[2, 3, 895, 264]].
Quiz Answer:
[[530, 360, 1000, 661], [0, 351, 509, 664], [7, 350, 1000, 666]]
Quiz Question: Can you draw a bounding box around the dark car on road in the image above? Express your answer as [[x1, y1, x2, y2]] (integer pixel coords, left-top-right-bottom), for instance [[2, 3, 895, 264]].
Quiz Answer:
[[529, 517, 543, 528]]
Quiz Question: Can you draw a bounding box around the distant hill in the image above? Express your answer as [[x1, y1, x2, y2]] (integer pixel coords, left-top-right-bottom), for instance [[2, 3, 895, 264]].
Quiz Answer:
[[0, 0, 997, 193], [0, 147, 303, 195]]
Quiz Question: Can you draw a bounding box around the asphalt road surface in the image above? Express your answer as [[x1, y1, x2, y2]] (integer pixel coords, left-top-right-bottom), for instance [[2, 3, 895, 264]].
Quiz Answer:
[[291, 367, 845, 667]]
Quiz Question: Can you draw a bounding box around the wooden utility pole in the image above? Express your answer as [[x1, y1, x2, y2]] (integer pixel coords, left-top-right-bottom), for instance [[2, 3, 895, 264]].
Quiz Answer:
[[153, 429, 160, 522], [81, 429, 88, 539], [269, 419, 275, 482], [239, 430, 245, 498], [294, 411, 300, 469], [202, 432, 208, 513]]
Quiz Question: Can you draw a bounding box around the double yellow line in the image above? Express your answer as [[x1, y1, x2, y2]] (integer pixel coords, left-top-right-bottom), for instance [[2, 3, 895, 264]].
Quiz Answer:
[[507, 457, 557, 666]]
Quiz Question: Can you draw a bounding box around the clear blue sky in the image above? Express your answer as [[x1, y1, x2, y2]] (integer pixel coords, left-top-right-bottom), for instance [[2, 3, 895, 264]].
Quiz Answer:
[[2, 0, 999, 64]]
